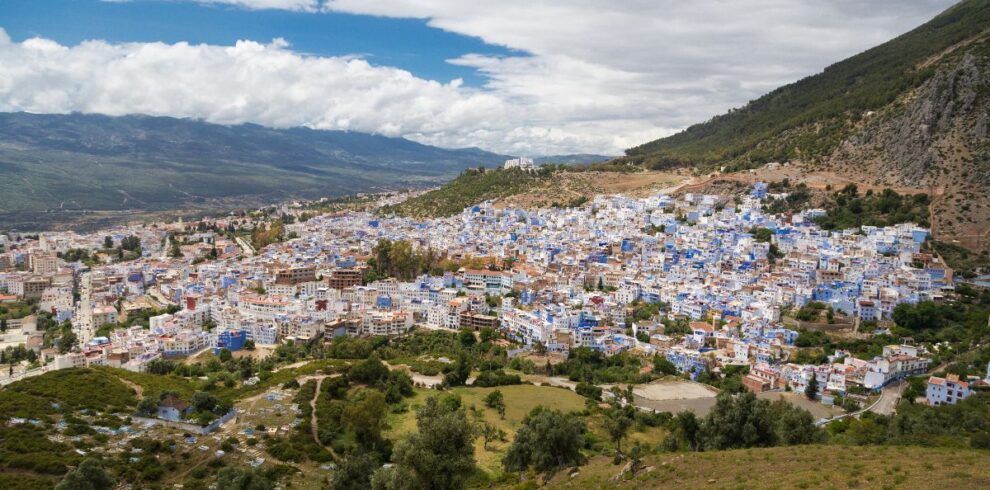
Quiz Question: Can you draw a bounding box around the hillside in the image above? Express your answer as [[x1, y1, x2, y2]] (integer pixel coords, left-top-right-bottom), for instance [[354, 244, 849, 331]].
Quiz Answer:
[[381, 167, 688, 218], [381, 168, 551, 218], [0, 112, 507, 230], [536, 445, 990, 489], [621, 0, 990, 253]]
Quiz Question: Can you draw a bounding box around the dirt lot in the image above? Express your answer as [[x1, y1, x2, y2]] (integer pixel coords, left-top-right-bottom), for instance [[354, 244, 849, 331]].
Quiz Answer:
[[623, 378, 720, 415], [522, 375, 721, 415], [629, 379, 719, 401]]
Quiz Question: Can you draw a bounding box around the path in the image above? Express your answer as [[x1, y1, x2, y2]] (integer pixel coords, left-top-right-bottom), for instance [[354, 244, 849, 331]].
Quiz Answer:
[[116, 375, 144, 398], [306, 374, 341, 458], [310, 376, 324, 447]]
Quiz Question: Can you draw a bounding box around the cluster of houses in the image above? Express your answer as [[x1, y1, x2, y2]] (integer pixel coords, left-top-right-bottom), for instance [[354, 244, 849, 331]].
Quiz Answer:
[[0, 183, 960, 406]]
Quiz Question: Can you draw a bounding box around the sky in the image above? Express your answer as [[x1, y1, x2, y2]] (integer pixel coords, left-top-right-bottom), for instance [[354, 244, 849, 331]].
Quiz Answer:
[[0, 0, 957, 156]]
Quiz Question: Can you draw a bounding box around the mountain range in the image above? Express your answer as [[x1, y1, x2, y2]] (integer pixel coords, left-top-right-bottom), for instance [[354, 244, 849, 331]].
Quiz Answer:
[[0, 112, 609, 230], [623, 0, 990, 254]]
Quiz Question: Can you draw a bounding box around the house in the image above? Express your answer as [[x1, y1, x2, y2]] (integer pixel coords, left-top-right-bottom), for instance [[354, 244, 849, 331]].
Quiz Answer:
[[157, 394, 190, 421], [926, 374, 972, 406]]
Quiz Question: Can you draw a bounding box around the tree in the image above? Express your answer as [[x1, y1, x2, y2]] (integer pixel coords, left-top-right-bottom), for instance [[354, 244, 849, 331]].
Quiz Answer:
[[484, 389, 506, 419], [191, 391, 219, 413], [330, 452, 379, 490], [479, 422, 505, 450], [805, 376, 819, 400], [458, 328, 476, 348], [443, 351, 472, 387], [218, 348, 232, 362], [56, 459, 114, 490], [215, 467, 273, 490], [349, 355, 390, 385], [503, 407, 585, 475], [479, 327, 496, 343], [343, 389, 388, 448], [136, 397, 159, 417], [103, 236, 113, 249], [243, 339, 256, 351], [168, 239, 183, 258], [0, 318, 7, 333], [603, 406, 634, 457], [653, 355, 677, 376], [663, 410, 702, 452], [58, 330, 78, 354], [375, 394, 476, 490]]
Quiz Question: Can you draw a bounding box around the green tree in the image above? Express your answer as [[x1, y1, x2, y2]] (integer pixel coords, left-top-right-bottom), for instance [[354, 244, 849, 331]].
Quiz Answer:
[[458, 328, 476, 348], [374, 394, 476, 490], [603, 406, 635, 456], [343, 389, 388, 448], [653, 355, 677, 376], [479, 422, 505, 450], [484, 389, 506, 419], [58, 330, 78, 354], [136, 397, 159, 417], [329, 452, 379, 490], [503, 407, 586, 474], [56, 459, 114, 490], [349, 354, 390, 385], [215, 467, 273, 490], [443, 351, 472, 387], [805, 376, 819, 401], [168, 239, 183, 258]]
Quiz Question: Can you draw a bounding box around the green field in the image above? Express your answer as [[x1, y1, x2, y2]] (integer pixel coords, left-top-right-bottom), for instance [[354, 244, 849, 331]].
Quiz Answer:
[[388, 384, 590, 475]]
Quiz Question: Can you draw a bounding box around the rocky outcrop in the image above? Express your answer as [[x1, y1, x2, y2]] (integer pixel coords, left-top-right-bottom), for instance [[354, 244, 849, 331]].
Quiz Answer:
[[826, 51, 990, 251]]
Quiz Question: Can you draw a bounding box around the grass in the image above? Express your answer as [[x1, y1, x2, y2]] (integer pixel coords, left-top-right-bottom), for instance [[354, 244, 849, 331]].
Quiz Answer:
[[541, 445, 990, 489], [388, 384, 589, 475], [98, 367, 199, 401], [0, 368, 137, 419], [0, 301, 34, 321], [381, 168, 548, 218], [212, 359, 349, 402]]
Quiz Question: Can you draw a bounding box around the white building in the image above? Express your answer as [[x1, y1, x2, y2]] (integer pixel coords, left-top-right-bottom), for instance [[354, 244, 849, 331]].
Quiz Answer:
[[504, 157, 535, 171]]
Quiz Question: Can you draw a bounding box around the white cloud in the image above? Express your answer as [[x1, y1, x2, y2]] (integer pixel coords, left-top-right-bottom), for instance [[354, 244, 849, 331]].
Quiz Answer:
[[191, 0, 325, 11], [0, 1, 957, 155]]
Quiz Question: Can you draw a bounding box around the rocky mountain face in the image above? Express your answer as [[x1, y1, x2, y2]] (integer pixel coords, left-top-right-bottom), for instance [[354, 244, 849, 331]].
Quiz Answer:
[[826, 48, 989, 252]]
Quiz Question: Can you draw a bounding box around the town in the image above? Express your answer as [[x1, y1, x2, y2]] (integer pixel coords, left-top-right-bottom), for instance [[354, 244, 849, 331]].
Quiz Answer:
[[1, 175, 974, 412]]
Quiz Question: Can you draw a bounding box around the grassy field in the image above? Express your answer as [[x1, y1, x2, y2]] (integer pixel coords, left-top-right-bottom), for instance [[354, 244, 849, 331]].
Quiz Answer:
[[99, 367, 199, 400], [541, 444, 990, 489], [0, 368, 137, 419], [388, 384, 589, 475]]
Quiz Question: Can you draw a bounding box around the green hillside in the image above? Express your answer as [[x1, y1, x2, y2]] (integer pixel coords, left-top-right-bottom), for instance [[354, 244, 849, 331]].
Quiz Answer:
[[381, 167, 550, 218], [622, 0, 990, 170]]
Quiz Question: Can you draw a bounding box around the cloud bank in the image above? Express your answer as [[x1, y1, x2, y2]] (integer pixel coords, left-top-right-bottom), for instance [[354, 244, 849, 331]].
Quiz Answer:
[[0, 1, 955, 155]]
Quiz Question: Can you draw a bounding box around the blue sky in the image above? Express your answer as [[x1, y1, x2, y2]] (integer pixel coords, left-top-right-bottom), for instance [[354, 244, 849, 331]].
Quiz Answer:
[[0, 0, 956, 155], [0, 0, 515, 86]]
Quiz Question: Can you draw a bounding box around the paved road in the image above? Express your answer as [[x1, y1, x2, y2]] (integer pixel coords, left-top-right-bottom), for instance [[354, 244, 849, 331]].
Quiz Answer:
[[869, 380, 906, 416]]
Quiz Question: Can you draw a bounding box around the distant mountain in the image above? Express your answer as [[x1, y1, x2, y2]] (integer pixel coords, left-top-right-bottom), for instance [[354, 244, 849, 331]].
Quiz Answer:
[[621, 0, 990, 253], [534, 154, 613, 165], [0, 112, 507, 228]]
